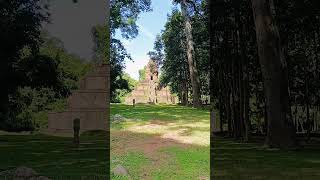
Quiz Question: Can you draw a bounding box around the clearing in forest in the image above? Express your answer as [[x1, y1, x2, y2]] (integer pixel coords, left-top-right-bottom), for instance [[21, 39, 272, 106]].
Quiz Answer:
[[110, 104, 210, 179]]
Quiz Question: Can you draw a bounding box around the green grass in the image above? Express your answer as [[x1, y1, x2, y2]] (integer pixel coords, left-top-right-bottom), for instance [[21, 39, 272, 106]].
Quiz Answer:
[[111, 103, 209, 122], [0, 132, 108, 179], [111, 152, 151, 180], [110, 104, 210, 179], [213, 136, 320, 180], [151, 147, 210, 179]]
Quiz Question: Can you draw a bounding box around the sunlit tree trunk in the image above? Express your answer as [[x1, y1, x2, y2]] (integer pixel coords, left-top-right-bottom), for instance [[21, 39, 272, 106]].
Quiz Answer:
[[180, 0, 201, 108]]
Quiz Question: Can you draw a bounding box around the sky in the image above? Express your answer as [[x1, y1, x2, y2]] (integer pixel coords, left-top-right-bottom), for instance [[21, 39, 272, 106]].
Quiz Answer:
[[117, 0, 176, 80], [43, 0, 108, 60], [43, 0, 174, 80]]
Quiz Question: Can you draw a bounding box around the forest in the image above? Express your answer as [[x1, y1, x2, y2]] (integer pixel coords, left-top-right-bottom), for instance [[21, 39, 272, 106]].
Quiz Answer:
[[138, 0, 320, 149], [2, 0, 320, 152], [207, 0, 320, 148], [1, 0, 320, 178], [0, 0, 107, 132]]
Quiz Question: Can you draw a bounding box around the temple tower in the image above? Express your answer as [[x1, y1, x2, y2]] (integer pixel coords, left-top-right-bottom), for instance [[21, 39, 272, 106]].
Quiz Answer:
[[125, 60, 176, 104]]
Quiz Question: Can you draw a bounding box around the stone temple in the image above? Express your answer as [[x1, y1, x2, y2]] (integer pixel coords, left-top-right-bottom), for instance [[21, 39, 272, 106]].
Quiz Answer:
[[125, 60, 176, 104], [47, 64, 109, 134]]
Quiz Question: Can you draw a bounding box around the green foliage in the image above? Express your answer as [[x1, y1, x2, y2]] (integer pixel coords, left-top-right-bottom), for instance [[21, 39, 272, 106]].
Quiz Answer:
[[112, 73, 137, 103], [92, 24, 110, 64], [0, 31, 90, 131], [157, 1, 209, 102], [124, 73, 138, 89], [110, 39, 132, 102], [208, 0, 320, 136], [40, 32, 92, 96], [160, 10, 189, 98], [110, 0, 152, 39], [148, 34, 164, 67], [110, 0, 153, 103], [4, 87, 67, 131], [138, 66, 147, 81], [0, 0, 49, 123]]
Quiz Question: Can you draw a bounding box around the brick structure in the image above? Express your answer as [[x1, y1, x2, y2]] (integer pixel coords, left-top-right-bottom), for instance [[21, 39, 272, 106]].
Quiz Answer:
[[47, 63, 110, 134], [125, 60, 176, 104]]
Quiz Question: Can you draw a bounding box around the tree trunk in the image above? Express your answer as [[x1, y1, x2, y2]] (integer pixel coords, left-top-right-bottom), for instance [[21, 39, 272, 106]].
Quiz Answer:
[[218, 69, 224, 132], [208, 0, 214, 176], [251, 0, 296, 148], [305, 75, 311, 141], [181, 77, 188, 106], [237, 12, 251, 141], [180, 0, 201, 108]]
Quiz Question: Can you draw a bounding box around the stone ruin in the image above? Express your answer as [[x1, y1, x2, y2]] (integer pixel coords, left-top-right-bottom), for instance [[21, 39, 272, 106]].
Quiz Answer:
[[125, 60, 177, 105], [47, 64, 110, 134]]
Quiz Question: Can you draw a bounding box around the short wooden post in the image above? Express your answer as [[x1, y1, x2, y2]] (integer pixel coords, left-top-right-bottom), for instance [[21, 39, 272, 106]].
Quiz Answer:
[[73, 118, 80, 146], [133, 99, 136, 107]]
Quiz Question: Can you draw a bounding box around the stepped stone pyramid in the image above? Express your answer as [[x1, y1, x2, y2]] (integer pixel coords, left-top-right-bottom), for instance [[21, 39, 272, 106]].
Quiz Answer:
[[125, 60, 176, 104], [47, 63, 110, 134]]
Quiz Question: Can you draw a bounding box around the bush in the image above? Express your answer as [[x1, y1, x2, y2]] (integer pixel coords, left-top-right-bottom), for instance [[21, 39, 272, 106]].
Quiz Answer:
[[3, 87, 64, 132]]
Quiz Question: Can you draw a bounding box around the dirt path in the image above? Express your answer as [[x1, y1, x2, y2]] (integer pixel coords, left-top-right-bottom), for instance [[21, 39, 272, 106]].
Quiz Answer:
[[111, 130, 190, 157]]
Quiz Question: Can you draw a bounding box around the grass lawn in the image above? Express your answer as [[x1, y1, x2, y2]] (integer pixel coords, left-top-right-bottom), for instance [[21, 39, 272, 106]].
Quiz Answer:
[[213, 136, 320, 180], [2, 103, 318, 179], [0, 132, 108, 179], [110, 104, 210, 179]]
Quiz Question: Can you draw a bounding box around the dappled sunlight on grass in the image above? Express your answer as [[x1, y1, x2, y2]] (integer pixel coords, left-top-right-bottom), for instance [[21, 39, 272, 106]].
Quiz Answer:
[[124, 121, 209, 146], [110, 130, 209, 179], [111, 104, 210, 179], [111, 104, 210, 146]]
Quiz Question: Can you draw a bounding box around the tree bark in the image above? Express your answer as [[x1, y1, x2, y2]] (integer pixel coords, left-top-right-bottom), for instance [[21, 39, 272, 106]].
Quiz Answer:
[[208, 0, 214, 177], [305, 75, 311, 141], [251, 0, 296, 148], [218, 69, 224, 132], [180, 0, 201, 108]]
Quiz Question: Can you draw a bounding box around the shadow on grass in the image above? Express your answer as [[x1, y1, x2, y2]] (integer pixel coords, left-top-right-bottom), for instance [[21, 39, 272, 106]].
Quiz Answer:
[[0, 133, 108, 179], [111, 129, 209, 180], [110, 103, 210, 179], [213, 136, 320, 180]]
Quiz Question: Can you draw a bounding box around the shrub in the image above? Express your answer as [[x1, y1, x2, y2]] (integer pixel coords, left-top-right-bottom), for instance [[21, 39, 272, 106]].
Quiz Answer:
[[3, 87, 62, 132]]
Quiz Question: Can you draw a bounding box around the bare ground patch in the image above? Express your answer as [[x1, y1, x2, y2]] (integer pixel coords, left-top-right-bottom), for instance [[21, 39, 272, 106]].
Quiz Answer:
[[111, 104, 210, 179], [111, 130, 193, 179], [123, 120, 210, 146], [111, 130, 191, 158]]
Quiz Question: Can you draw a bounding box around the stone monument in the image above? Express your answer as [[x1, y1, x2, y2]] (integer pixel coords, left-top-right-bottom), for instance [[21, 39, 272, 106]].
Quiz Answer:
[[47, 63, 110, 134], [125, 60, 176, 104]]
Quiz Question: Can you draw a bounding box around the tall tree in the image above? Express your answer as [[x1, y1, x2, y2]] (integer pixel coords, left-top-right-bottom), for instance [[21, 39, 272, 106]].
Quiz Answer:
[[161, 10, 190, 106], [0, 0, 48, 126], [148, 34, 164, 67], [175, 0, 201, 108], [110, 0, 152, 101], [251, 0, 296, 148], [110, 0, 152, 39]]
